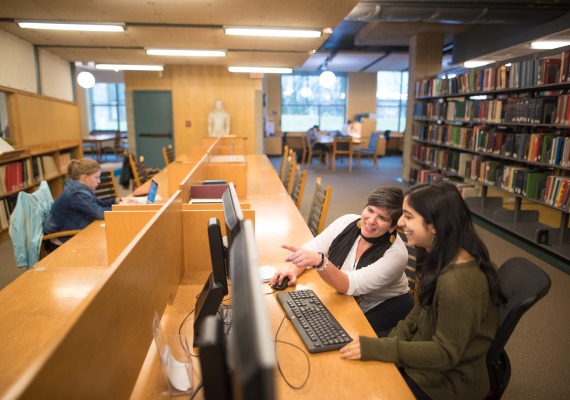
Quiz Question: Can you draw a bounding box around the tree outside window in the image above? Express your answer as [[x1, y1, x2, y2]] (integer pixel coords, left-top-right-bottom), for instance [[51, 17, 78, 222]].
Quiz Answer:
[[281, 73, 347, 132], [376, 71, 408, 132], [88, 83, 127, 131]]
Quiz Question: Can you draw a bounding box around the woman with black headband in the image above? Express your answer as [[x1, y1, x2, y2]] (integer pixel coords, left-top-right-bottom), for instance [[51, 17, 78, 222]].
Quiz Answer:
[[270, 186, 412, 337]]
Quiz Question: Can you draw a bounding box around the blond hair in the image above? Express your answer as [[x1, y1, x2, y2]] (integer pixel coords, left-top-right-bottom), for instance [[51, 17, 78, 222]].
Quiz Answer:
[[67, 158, 101, 180]]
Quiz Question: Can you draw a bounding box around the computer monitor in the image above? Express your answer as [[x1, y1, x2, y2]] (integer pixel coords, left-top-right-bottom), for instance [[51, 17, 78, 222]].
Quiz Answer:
[[228, 220, 276, 400], [208, 217, 229, 295], [192, 218, 229, 346], [221, 182, 244, 251], [198, 220, 275, 400]]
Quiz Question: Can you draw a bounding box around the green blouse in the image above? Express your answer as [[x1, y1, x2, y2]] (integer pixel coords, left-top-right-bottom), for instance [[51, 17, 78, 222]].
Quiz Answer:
[[360, 261, 499, 400]]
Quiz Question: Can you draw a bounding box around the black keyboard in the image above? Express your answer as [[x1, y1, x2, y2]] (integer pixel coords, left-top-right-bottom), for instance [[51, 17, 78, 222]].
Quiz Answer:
[[276, 289, 352, 353]]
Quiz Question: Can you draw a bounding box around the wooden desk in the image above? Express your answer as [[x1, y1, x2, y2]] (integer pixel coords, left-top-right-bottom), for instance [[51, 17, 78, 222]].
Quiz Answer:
[[133, 155, 414, 399], [82, 132, 126, 162]]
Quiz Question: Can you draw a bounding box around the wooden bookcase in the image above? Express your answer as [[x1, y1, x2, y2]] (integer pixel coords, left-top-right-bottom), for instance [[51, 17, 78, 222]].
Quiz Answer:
[[409, 46, 570, 263], [0, 141, 83, 241]]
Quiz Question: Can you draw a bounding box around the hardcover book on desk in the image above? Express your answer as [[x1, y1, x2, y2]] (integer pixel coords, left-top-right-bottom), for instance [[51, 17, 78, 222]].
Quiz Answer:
[[189, 184, 229, 204]]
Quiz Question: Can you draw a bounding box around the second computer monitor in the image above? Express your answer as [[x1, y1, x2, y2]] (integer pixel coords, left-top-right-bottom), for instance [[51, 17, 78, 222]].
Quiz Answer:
[[221, 182, 244, 251], [208, 217, 229, 295]]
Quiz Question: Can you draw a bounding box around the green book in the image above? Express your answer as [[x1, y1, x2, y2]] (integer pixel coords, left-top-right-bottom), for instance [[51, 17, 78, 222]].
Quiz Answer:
[[524, 171, 548, 199]]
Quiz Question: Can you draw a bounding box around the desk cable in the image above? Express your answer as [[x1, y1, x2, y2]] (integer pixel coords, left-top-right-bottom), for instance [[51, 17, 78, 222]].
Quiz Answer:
[[274, 315, 311, 390]]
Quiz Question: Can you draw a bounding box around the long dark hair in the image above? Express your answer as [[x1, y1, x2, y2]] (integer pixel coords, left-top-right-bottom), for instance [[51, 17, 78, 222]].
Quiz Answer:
[[405, 182, 505, 307]]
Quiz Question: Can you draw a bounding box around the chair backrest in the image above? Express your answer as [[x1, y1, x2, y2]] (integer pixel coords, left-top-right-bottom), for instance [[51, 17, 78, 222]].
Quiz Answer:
[[128, 153, 149, 189], [285, 132, 306, 153], [307, 177, 332, 236], [486, 257, 551, 399], [162, 144, 175, 165], [367, 132, 380, 151], [279, 145, 289, 180], [333, 137, 353, 154], [289, 164, 307, 209], [95, 168, 118, 201], [283, 152, 297, 192], [398, 229, 419, 303]]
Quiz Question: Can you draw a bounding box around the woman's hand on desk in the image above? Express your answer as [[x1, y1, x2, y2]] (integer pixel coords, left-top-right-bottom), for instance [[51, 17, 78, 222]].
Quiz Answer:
[[339, 334, 362, 360], [269, 266, 298, 288], [119, 197, 140, 205]]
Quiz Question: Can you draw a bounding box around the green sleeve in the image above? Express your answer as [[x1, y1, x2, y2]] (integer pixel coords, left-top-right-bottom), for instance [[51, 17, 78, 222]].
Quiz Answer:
[[361, 267, 490, 369]]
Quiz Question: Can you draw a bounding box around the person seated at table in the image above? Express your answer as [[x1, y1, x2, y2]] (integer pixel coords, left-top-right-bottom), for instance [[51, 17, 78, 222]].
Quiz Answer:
[[340, 182, 506, 400], [270, 186, 413, 336], [307, 124, 331, 162], [44, 158, 122, 251]]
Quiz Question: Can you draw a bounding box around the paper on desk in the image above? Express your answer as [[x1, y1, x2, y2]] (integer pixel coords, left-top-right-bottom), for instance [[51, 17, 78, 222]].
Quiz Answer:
[[258, 265, 276, 282]]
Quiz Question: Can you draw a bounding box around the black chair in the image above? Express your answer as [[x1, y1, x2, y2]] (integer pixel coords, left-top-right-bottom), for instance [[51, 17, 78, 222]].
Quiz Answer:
[[486, 257, 551, 399]]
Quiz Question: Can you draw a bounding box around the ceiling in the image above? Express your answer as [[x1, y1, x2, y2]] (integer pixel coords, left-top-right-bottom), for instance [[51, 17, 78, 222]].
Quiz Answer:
[[1, 0, 570, 75]]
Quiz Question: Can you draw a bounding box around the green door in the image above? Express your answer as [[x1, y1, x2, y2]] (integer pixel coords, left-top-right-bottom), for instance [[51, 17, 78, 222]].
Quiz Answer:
[[133, 90, 174, 169]]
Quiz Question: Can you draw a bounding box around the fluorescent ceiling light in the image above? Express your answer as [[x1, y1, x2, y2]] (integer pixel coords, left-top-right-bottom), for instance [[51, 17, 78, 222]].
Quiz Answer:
[[224, 27, 321, 38], [464, 60, 493, 68], [18, 21, 124, 32], [228, 66, 292, 74], [530, 41, 570, 50], [146, 49, 226, 57], [96, 64, 164, 71]]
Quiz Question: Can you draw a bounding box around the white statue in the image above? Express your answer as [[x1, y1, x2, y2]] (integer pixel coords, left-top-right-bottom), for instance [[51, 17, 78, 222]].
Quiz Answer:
[[208, 99, 231, 137]]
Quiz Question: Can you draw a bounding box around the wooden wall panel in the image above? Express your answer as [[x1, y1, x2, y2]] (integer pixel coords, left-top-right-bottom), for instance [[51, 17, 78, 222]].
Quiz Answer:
[[125, 65, 261, 158], [9, 92, 81, 147]]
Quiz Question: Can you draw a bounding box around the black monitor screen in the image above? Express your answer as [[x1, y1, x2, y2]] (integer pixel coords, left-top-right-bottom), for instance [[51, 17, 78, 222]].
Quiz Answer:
[[208, 217, 229, 295], [229, 220, 275, 400], [222, 182, 244, 250]]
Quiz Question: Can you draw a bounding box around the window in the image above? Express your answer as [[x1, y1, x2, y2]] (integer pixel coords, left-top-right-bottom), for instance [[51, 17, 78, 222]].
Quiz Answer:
[[376, 71, 408, 132], [281, 73, 347, 132], [88, 83, 127, 131]]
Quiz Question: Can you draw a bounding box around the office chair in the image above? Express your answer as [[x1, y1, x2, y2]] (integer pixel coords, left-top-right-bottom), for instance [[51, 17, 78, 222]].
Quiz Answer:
[[307, 177, 332, 236], [128, 153, 158, 189], [289, 164, 307, 209], [162, 144, 175, 166], [9, 181, 80, 268], [485, 257, 551, 400], [331, 136, 353, 172], [353, 132, 382, 170], [95, 168, 119, 202]]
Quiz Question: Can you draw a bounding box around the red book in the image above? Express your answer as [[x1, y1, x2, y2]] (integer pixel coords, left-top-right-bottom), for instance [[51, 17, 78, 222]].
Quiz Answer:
[[559, 50, 570, 82]]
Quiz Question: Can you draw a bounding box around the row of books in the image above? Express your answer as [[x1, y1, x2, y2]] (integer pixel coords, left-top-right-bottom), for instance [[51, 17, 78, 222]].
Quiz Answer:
[[411, 144, 570, 210], [412, 124, 570, 167], [0, 155, 60, 195], [416, 94, 566, 125], [414, 49, 570, 97], [0, 195, 18, 231], [407, 169, 483, 199]]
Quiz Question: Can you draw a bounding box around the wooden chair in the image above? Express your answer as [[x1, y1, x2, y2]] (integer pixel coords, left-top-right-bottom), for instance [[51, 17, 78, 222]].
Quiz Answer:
[[282, 152, 297, 192], [353, 132, 382, 169], [95, 168, 119, 201], [307, 177, 332, 236], [162, 144, 175, 166], [9, 181, 80, 267], [303, 131, 327, 167], [128, 153, 158, 189], [331, 136, 353, 172], [289, 164, 307, 209], [398, 229, 419, 304], [101, 131, 128, 160], [278, 145, 290, 182], [284, 132, 307, 163]]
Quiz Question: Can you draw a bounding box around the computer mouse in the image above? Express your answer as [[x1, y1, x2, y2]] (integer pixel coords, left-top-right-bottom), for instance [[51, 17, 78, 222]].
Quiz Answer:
[[271, 277, 290, 290]]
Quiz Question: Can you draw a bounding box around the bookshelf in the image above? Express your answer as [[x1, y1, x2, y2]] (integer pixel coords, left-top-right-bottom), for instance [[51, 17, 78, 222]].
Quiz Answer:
[[410, 47, 570, 263], [0, 141, 82, 241]]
